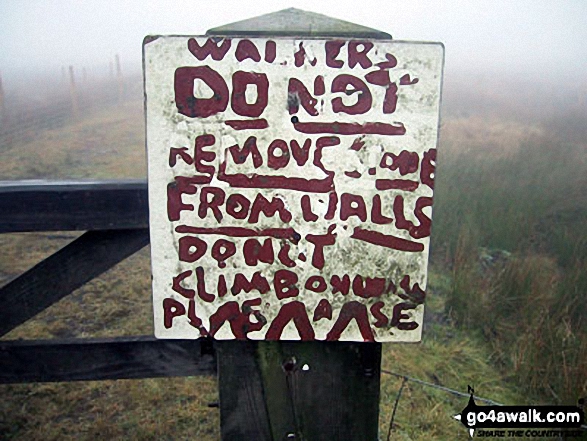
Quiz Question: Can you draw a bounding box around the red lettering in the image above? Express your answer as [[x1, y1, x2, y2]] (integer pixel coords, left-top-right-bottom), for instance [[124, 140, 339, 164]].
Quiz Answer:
[[294, 42, 317, 67], [266, 301, 315, 340], [314, 136, 340, 176], [399, 275, 426, 304], [393, 195, 412, 232], [331, 75, 372, 115], [399, 74, 419, 85], [199, 187, 225, 222], [231, 272, 271, 295], [326, 301, 374, 342], [194, 134, 216, 176], [371, 195, 393, 225], [187, 38, 231, 61], [288, 78, 318, 116], [211, 239, 236, 268], [331, 274, 351, 295], [226, 193, 251, 219], [248, 194, 292, 223], [325, 191, 338, 220], [168, 176, 210, 222], [264, 40, 276, 63], [277, 243, 296, 268], [196, 266, 215, 302], [267, 139, 290, 169], [242, 298, 267, 332], [412, 197, 432, 239], [169, 147, 193, 167], [163, 298, 185, 329], [313, 299, 333, 321], [187, 299, 207, 334], [174, 66, 229, 118], [340, 193, 367, 222], [393, 195, 432, 239], [243, 238, 274, 266], [235, 39, 261, 62], [231, 71, 269, 117], [274, 269, 299, 299], [370, 302, 389, 328], [314, 75, 325, 95], [305, 225, 336, 270], [218, 274, 228, 297], [390, 302, 419, 330], [290, 138, 311, 166], [172, 270, 195, 298], [380, 150, 419, 175], [301, 195, 318, 222], [305, 275, 327, 293], [348, 41, 373, 68], [178, 236, 207, 262], [209, 301, 263, 339], [228, 136, 263, 167], [325, 41, 344, 68], [352, 275, 386, 298], [365, 70, 398, 114]]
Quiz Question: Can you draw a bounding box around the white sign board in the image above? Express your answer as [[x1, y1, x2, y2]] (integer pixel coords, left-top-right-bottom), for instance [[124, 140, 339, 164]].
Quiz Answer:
[[144, 36, 444, 342]]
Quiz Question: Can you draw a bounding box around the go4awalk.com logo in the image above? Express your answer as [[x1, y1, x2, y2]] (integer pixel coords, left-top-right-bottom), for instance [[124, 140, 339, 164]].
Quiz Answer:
[[453, 387, 585, 438]]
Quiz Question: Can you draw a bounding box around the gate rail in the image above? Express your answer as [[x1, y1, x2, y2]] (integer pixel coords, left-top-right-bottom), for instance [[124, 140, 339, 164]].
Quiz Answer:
[[0, 179, 217, 384]]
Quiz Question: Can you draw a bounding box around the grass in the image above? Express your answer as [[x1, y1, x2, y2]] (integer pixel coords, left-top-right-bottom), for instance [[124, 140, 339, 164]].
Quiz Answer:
[[434, 108, 587, 406], [1, 93, 586, 440]]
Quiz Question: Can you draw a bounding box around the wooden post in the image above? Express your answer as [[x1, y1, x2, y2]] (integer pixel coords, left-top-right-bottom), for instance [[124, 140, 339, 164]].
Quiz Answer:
[[115, 54, 124, 103], [68, 65, 79, 119], [217, 341, 381, 441], [208, 8, 392, 441], [0, 72, 5, 125]]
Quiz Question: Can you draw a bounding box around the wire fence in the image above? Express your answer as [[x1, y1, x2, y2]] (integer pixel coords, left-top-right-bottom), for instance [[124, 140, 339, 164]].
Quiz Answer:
[[381, 369, 587, 440], [0, 66, 142, 151]]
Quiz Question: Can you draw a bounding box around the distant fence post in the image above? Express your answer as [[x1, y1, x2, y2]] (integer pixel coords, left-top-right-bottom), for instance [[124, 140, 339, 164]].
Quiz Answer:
[[0, 72, 5, 125], [115, 54, 124, 103], [68, 65, 79, 119]]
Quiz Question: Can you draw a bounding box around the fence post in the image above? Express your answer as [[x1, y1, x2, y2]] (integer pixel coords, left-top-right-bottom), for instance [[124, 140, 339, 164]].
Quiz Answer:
[[0, 72, 5, 125], [68, 65, 79, 119], [217, 340, 381, 441], [204, 9, 392, 441], [115, 54, 124, 104]]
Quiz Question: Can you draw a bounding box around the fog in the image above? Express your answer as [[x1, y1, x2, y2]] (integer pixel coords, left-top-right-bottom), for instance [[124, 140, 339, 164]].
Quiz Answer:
[[1, 0, 586, 88]]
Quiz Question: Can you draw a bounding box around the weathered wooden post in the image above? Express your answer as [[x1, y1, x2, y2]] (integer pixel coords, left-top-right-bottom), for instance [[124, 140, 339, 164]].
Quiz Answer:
[[0, 72, 5, 125], [115, 54, 124, 103], [143, 8, 444, 440], [68, 65, 79, 119]]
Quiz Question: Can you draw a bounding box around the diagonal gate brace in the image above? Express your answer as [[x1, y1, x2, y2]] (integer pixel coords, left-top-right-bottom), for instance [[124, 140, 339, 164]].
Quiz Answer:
[[0, 228, 149, 337]]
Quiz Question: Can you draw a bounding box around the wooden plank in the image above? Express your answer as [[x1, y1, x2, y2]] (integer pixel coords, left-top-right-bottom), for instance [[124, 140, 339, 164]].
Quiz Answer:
[[0, 180, 148, 233], [217, 341, 381, 441], [0, 229, 149, 337], [0, 336, 216, 383]]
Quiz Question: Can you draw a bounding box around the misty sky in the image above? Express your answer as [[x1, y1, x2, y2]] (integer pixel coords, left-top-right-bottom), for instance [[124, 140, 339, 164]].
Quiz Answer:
[[1, 0, 586, 85]]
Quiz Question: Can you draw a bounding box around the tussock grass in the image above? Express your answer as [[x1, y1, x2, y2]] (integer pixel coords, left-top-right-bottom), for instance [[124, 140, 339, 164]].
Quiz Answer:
[[436, 109, 587, 405]]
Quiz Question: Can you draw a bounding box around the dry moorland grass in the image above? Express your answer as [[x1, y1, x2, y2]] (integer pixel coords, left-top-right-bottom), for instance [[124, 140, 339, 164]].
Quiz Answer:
[[1, 99, 580, 440]]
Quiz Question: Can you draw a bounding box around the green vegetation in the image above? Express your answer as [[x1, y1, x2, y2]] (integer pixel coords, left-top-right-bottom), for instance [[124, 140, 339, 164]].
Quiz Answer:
[[433, 114, 587, 406], [1, 92, 585, 439]]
